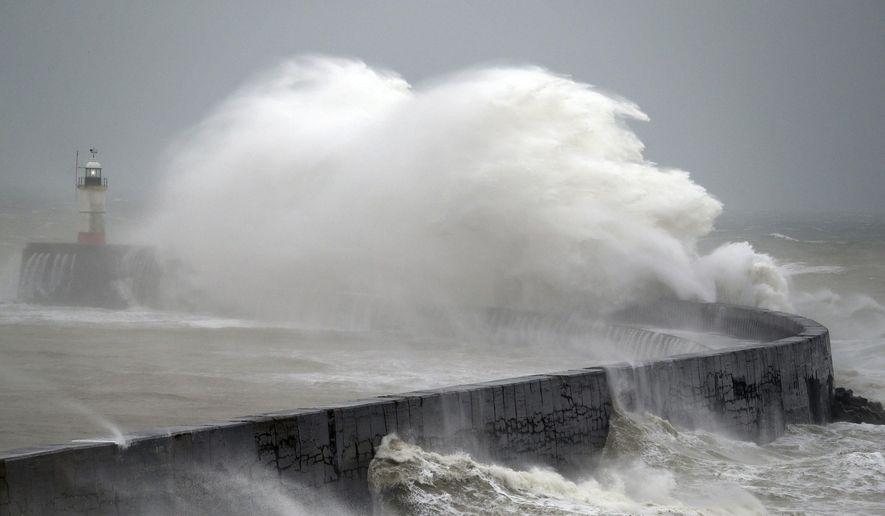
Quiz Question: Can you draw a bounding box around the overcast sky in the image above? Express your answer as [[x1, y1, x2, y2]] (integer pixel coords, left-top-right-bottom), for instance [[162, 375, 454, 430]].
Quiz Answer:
[[1, 0, 883, 213]]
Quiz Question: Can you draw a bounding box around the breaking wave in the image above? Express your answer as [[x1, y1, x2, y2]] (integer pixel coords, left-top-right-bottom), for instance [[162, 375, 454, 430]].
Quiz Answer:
[[780, 262, 847, 276], [369, 411, 885, 515], [768, 232, 827, 244], [141, 57, 791, 323], [769, 232, 801, 242]]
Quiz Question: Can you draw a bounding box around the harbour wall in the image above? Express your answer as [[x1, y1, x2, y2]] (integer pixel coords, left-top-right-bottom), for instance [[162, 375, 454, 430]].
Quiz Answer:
[[0, 301, 833, 514], [17, 243, 159, 309]]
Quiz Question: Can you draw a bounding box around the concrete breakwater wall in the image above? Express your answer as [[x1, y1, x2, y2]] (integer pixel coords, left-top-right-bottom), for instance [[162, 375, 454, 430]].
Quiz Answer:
[[17, 243, 159, 309], [0, 302, 833, 514], [610, 301, 833, 443]]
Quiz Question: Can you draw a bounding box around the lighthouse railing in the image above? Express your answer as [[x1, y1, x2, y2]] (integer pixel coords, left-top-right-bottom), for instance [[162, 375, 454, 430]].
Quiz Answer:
[[77, 177, 108, 187]]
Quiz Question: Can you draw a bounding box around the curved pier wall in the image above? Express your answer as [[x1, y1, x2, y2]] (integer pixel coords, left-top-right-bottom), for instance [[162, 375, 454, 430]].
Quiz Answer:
[[610, 301, 833, 443], [0, 302, 833, 515]]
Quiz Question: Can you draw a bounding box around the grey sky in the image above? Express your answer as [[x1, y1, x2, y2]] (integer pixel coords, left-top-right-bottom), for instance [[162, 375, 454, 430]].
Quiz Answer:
[[1, 0, 883, 212]]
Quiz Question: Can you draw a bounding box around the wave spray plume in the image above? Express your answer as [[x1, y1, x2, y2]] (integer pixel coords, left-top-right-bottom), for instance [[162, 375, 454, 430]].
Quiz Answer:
[[142, 57, 790, 323]]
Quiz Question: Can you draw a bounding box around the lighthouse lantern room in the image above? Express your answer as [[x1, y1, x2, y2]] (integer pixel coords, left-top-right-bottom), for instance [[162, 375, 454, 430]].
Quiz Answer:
[[76, 148, 108, 245]]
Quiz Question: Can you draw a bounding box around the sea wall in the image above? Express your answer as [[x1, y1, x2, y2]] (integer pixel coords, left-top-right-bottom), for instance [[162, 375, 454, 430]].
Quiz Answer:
[[17, 243, 158, 309], [0, 302, 833, 514], [610, 301, 833, 443]]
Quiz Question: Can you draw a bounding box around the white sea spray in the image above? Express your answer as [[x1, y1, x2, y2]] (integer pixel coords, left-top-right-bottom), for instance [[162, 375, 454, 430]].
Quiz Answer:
[[141, 57, 791, 323]]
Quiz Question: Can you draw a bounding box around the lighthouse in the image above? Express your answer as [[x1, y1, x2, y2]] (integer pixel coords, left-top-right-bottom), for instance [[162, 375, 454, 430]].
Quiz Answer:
[[76, 148, 108, 245], [17, 148, 160, 308]]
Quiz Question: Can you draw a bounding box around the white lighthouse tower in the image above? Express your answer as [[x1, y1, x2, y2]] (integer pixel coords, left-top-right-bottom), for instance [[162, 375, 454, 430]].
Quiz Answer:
[[76, 148, 107, 245]]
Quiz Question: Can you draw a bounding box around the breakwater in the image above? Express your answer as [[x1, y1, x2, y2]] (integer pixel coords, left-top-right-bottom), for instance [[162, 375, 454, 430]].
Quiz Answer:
[[17, 243, 159, 309], [0, 301, 833, 514]]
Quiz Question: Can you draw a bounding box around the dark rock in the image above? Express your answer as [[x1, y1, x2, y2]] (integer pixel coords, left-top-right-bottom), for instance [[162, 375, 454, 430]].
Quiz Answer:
[[831, 387, 885, 425]]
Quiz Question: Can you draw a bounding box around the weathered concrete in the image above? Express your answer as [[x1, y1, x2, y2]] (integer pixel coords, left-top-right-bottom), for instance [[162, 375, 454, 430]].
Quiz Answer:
[[0, 301, 834, 514], [609, 300, 833, 443]]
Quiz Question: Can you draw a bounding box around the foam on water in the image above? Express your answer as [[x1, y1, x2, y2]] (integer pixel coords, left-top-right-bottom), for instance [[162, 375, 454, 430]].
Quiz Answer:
[[791, 289, 885, 400], [780, 262, 847, 276], [769, 232, 828, 245], [0, 302, 277, 330], [369, 412, 885, 515], [770, 232, 801, 242]]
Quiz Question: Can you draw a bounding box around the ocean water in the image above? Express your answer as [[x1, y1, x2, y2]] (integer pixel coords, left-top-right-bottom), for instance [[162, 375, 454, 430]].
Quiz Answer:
[[708, 211, 885, 403]]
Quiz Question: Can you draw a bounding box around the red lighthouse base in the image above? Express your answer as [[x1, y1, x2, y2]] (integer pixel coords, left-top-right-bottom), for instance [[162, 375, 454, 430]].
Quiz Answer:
[[78, 232, 106, 245]]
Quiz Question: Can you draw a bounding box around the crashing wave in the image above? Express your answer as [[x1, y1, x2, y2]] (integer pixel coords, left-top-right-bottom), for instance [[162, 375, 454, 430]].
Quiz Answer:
[[142, 57, 792, 322]]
